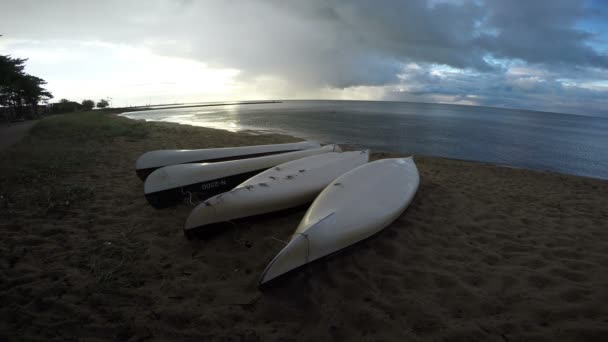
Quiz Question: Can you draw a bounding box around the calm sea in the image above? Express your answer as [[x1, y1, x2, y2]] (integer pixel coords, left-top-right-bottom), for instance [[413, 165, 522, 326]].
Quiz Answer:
[[121, 100, 608, 180]]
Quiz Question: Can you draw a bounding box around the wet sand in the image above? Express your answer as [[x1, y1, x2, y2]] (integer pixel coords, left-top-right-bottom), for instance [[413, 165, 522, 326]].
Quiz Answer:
[[1, 113, 607, 341]]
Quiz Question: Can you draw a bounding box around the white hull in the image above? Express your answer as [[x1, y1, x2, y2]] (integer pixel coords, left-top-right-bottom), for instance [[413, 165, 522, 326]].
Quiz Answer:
[[259, 157, 420, 285], [144, 145, 340, 208], [184, 151, 369, 238], [135, 141, 321, 180]]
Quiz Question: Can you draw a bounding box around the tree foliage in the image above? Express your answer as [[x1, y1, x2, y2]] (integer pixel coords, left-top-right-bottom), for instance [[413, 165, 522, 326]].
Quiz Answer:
[[0, 54, 53, 118], [82, 99, 95, 110], [96, 99, 109, 109]]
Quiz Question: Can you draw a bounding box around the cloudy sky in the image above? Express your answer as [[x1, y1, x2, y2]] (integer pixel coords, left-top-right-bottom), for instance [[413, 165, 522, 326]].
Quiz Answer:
[[1, 0, 607, 115]]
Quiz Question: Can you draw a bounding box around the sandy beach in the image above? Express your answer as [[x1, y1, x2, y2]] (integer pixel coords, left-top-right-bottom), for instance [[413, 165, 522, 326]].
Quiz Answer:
[[1, 112, 607, 341]]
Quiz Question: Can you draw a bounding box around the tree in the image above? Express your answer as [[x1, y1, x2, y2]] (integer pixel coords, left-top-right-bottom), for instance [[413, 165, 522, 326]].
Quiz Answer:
[[18, 75, 53, 112], [0, 55, 27, 109], [0, 55, 53, 119], [0, 55, 26, 92], [96, 99, 109, 109], [82, 99, 95, 110], [59, 98, 70, 103]]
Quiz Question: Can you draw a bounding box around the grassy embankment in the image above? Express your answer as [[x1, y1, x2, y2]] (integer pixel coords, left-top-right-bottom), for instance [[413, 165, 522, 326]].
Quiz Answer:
[[0, 112, 148, 217], [0, 111, 295, 218]]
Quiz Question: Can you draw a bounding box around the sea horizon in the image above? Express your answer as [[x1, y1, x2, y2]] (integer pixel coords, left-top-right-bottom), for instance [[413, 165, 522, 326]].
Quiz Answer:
[[123, 98, 608, 119]]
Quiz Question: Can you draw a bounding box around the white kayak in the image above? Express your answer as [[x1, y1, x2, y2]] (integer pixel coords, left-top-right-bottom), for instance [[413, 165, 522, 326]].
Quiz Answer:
[[135, 141, 321, 180], [144, 144, 340, 208], [259, 157, 420, 286], [184, 150, 370, 238]]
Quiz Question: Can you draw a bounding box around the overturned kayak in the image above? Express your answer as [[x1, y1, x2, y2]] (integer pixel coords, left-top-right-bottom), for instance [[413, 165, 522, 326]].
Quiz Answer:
[[259, 157, 420, 286], [135, 141, 321, 180], [144, 144, 340, 208], [184, 150, 369, 238]]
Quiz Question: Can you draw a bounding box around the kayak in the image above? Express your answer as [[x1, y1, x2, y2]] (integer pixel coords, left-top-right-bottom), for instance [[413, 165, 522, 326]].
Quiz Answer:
[[259, 157, 420, 286], [135, 141, 321, 180], [144, 144, 340, 208], [184, 150, 370, 238]]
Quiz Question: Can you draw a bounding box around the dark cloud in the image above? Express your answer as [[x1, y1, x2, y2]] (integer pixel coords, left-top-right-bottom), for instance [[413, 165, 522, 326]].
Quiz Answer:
[[386, 62, 608, 116], [478, 0, 608, 68]]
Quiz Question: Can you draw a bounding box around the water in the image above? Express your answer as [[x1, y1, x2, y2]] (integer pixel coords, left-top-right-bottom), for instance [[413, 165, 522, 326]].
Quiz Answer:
[[121, 100, 608, 180]]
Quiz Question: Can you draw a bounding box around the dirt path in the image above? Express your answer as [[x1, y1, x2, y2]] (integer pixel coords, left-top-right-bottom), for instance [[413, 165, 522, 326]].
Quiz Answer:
[[0, 121, 37, 150]]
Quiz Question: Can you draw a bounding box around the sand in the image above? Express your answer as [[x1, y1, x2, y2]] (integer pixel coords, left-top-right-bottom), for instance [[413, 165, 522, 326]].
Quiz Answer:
[[1, 113, 608, 341]]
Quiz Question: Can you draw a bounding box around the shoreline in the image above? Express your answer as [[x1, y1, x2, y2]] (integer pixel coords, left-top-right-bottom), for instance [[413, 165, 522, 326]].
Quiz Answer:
[[1, 112, 607, 341], [120, 113, 608, 182]]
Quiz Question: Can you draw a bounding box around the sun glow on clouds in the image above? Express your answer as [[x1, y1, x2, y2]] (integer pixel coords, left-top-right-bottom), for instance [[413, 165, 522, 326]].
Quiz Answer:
[[0, 39, 241, 106]]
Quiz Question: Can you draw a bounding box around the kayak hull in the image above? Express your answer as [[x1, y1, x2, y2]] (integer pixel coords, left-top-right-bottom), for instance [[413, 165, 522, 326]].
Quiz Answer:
[[135, 141, 321, 180], [259, 157, 420, 285], [184, 150, 370, 238], [144, 145, 340, 208]]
